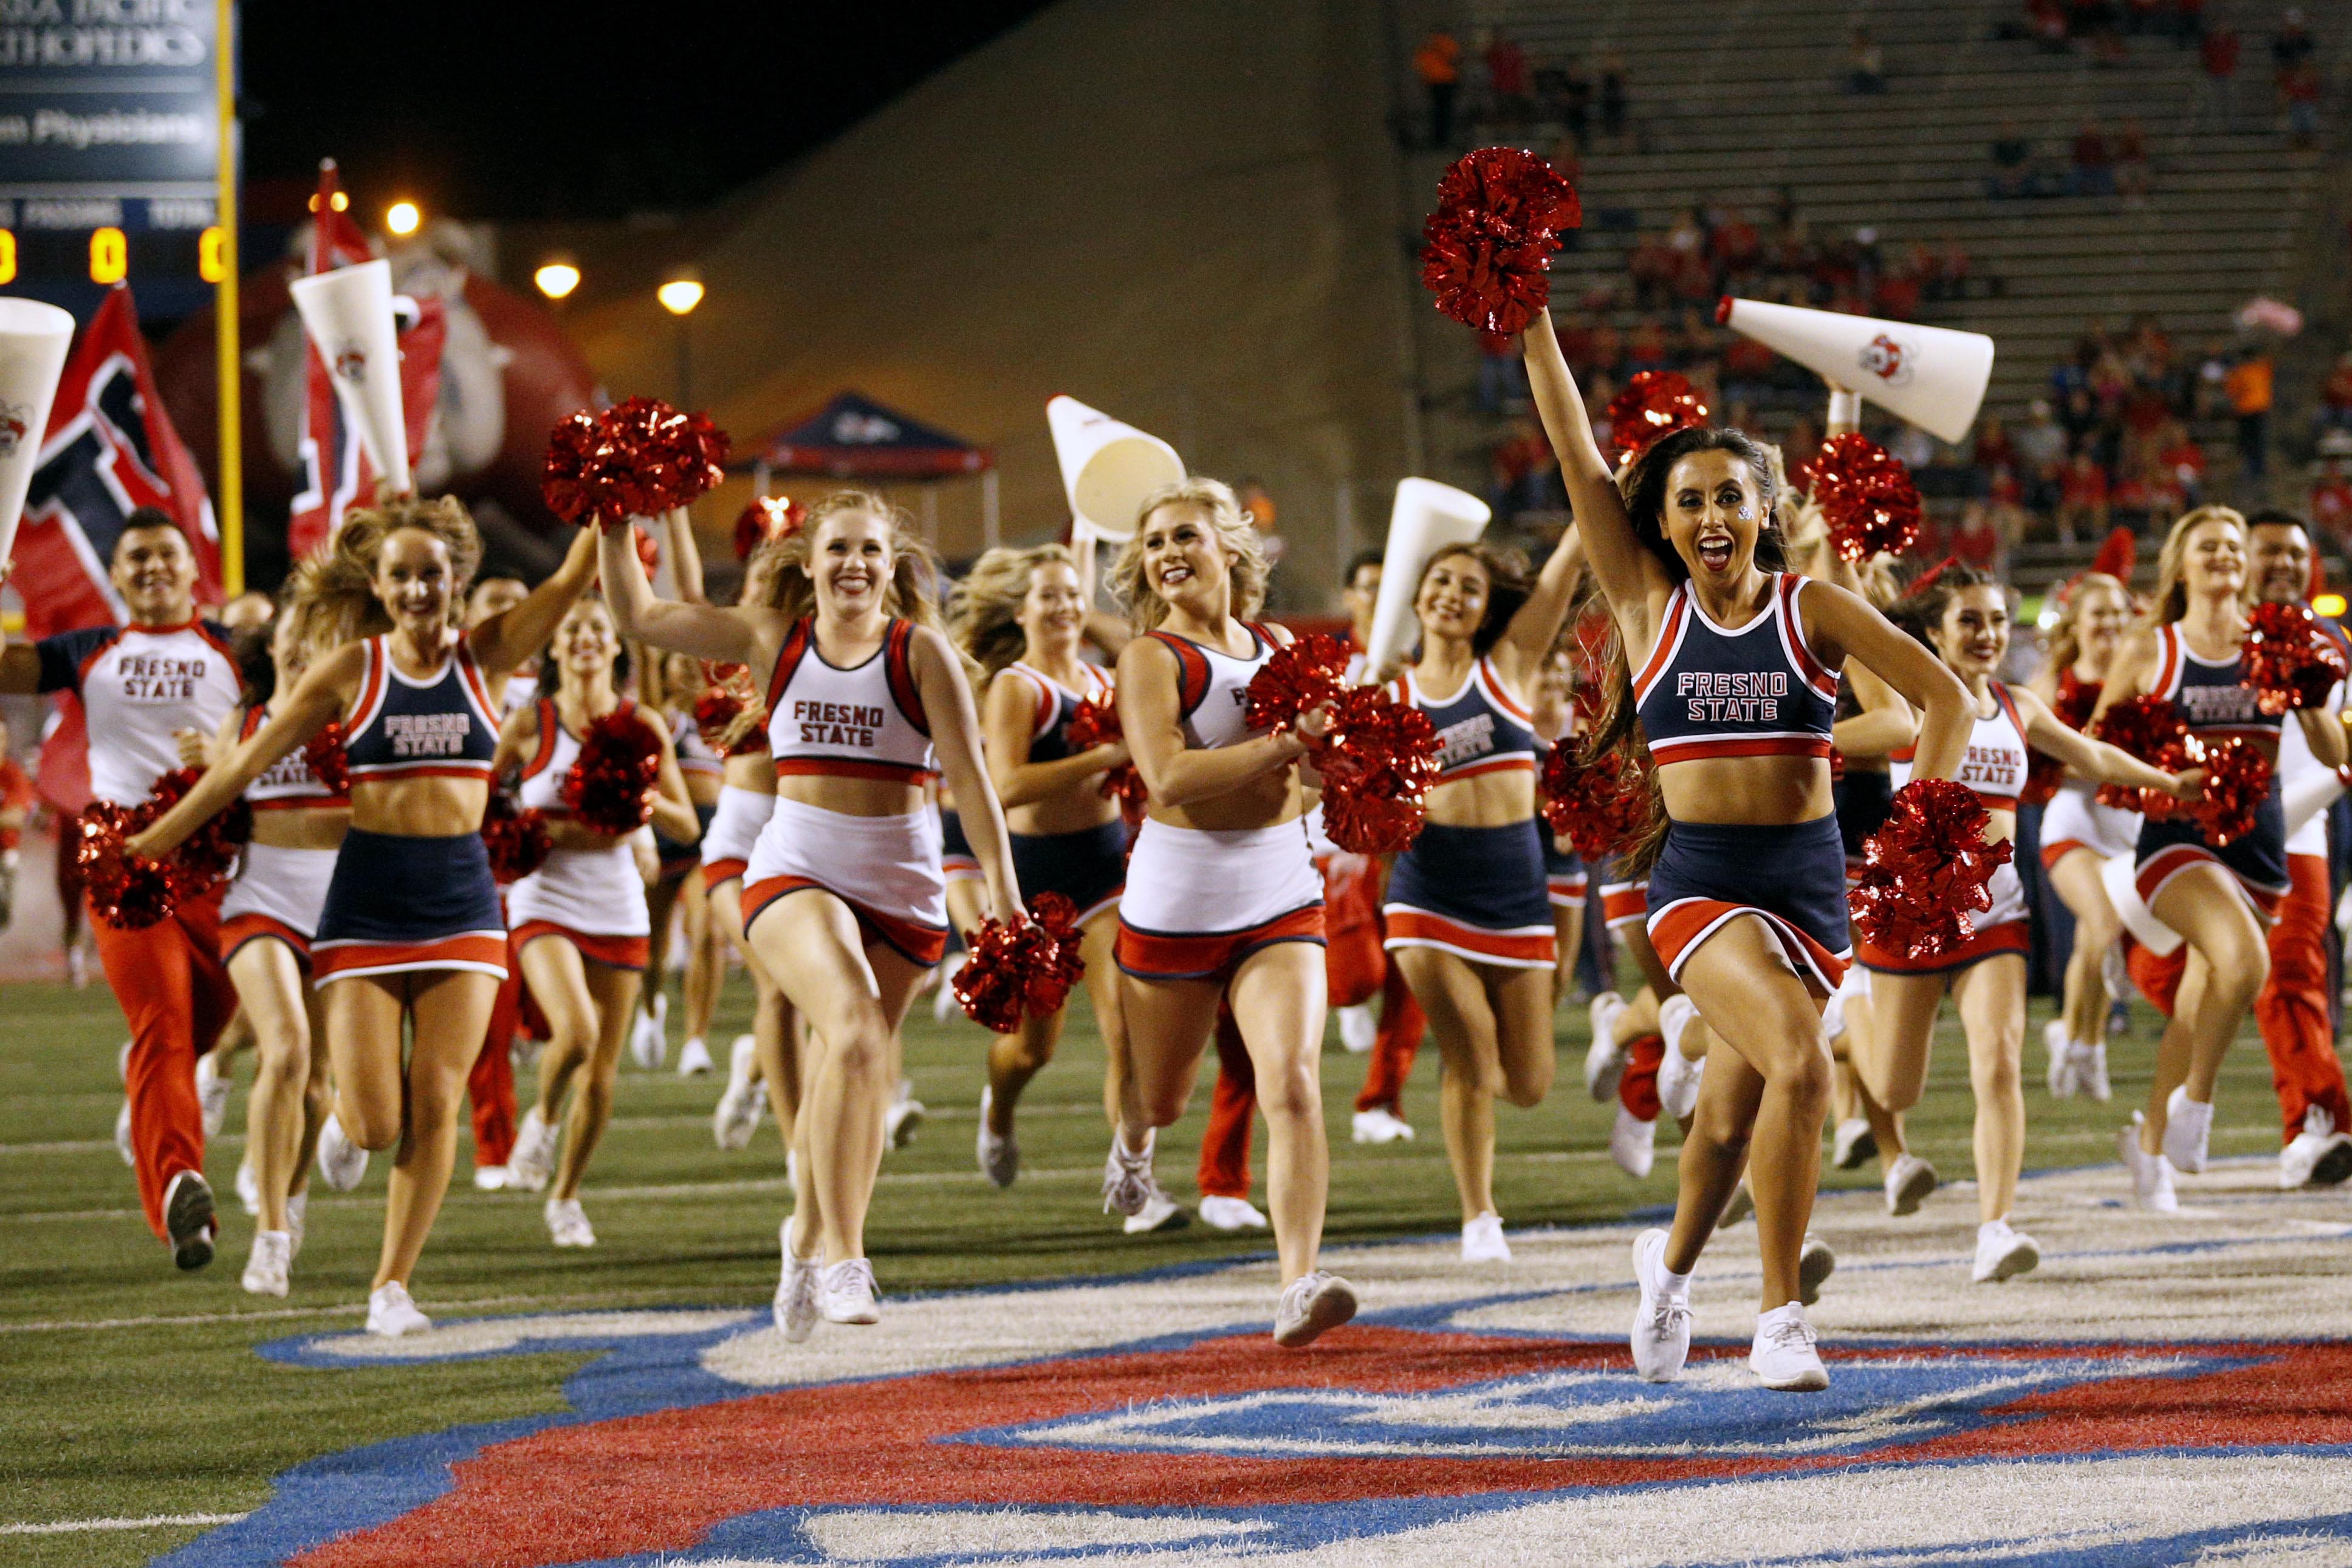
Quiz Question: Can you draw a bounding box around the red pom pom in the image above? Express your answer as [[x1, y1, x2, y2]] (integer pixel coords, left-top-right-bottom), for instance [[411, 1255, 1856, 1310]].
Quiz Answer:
[[1540, 741, 1656, 861], [1066, 692, 1145, 829], [951, 892, 1087, 1033], [75, 803, 178, 928], [1243, 634, 1352, 734], [2242, 600, 2348, 716], [1803, 434, 1924, 563], [541, 397, 730, 527], [1312, 686, 1442, 854], [304, 722, 351, 797], [2093, 696, 2192, 814], [733, 495, 804, 561], [560, 710, 665, 835], [1605, 371, 1710, 464], [1419, 148, 1580, 336], [143, 766, 252, 895], [2190, 734, 2271, 847], [1848, 778, 2015, 961], [481, 793, 553, 883]]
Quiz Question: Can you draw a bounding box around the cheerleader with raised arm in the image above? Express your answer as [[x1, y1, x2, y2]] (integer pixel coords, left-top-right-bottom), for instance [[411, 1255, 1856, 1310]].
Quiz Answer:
[[130, 499, 599, 1334], [496, 597, 700, 1245], [1857, 566, 2197, 1281], [1522, 309, 1975, 1389], [598, 491, 1020, 1337], [2091, 506, 2344, 1208], [1106, 478, 1356, 1346]]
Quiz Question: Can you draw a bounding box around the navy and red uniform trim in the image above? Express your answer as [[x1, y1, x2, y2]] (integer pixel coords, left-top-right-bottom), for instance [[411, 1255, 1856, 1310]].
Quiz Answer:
[[1146, 630, 1216, 721], [768, 617, 938, 786], [1633, 574, 1838, 766], [222, 913, 313, 965]]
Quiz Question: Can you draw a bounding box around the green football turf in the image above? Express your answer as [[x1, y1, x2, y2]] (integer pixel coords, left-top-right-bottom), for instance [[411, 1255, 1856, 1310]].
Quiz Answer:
[[0, 964, 2306, 1566]]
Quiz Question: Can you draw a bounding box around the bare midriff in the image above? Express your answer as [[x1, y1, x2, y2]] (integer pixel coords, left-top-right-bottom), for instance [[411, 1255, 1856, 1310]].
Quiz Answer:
[[249, 806, 349, 852], [350, 775, 490, 837], [777, 772, 928, 819], [1422, 767, 1537, 829], [721, 750, 774, 794], [541, 817, 631, 853], [1009, 782, 1119, 838], [1657, 753, 1833, 826]]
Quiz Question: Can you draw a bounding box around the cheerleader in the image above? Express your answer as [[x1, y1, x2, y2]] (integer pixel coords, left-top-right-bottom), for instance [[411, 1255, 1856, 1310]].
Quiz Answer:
[[948, 545, 1142, 1195], [1527, 645, 1589, 1013], [1523, 309, 1975, 1389], [1106, 477, 1356, 1346], [497, 598, 700, 1244], [1859, 566, 2195, 1280], [132, 499, 598, 1334], [1381, 530, 1581, 1261], [2092, 506, 2343, 1208], [598, 491, 1020, 1338], [657, 652, 728, 1077], [2026, 570, 2138, 1100]]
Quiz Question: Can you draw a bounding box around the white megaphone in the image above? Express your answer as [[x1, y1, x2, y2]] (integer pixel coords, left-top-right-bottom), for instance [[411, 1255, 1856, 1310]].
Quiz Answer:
[[1362, 478, 1492, 679], [0, 298, 77, 568], [2100, 851, 2182, 957], [1047, 394, 1184, 543], [289, 258, 411, 496], [1716, 295, 1995, 445]]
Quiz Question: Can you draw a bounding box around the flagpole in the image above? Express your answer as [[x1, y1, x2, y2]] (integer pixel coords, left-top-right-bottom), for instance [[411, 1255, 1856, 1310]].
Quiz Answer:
[[213, 0, 242, 595]]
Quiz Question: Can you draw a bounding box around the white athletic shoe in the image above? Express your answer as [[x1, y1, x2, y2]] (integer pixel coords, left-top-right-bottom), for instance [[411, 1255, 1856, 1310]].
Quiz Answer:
[[1461, 1211, 1512, 1262], [976, 1087, 1018, 1188], [242, 1230, 291, 1298], [195, 1050, 231, 1138], [1884, 1151, 1938, 1216], [1972, 1218, 2040, 1283], [676, 1035, 713, 1077], [366, 1281, 430, 1338], [775, 1225, 821, 1343], [2044, 1020, 2077, 1098], [1750, 1302, 1829, 1391], [544, 1197, 596, 1248], [1610, 1106, 1656, 1178], [1798, 1233, 1836, 1306], [506, 1108, 557, 1193], [820, 1258, 880, 1325], [1273, 1270, 1358, 1347], [235, 1157, 261, 1216], [286, 1190, 307, 1258], [113, 1098, 134, 1166], [1629, 1228, 1691, 1382], [2121, 1114, 2181, 1213], [2163, 1085, 2213, 1174], [932, 951, 969, 1022], [1585, 991, 1629, 1100], [2076, 1040, 2112, 1102], [629, 993, 668, 1070], [1656, 996, 1704, 1121], [885, 1080, 925, 1149], [1350, 1107, 1415, 1144], [1336, 1001, 1378, 1053], [1199, 1194, 1269, 1231], [2280, 1104, 2352, 1188], [316, 1112, 369, 1193], [1123, 1183, 1191, 1234], [1830, 1117, 1877, 1171], [473, 1165, 509, 1191], [712, 1035, 764, 1151], [1102, 1129, 1157, 1217]]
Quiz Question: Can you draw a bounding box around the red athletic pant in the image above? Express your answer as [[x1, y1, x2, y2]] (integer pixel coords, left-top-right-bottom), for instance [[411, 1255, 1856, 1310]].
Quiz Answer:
[[92, 887, 235, 1239], [1353, 962, 1427, 1115], [1198, 1008, 1256, 1200], [2255, 854, 2352, 1143], [467, 934, 531, 1168]]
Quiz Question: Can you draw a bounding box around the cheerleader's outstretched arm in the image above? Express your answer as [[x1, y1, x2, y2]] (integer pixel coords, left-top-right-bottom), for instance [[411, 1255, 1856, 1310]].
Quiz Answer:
[[1521, 309, 1670, 648], [914, 625, 1023, 923], [1803, 581, 1973, 781], [598, 517, 766, 667]]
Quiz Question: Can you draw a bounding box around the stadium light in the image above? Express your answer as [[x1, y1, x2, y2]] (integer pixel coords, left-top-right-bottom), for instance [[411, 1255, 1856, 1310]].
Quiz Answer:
[[534, 260, 581, 301], [386, 201, 421, 237], [657, 278, 704, 316], [2317, 593, 2347, 618]]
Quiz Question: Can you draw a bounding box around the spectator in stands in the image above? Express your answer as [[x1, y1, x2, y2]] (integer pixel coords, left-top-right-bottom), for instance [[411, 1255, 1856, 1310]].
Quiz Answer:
[[2015, 398, 2070, 507], [1484, 30, 1533, 129], [2227, 348, 2275, 484], [1848, 27, 1888, 93], [1629, 231, 1678, 310], [1537, 55, 1592, 144], [2280, 59, 2322, 148], [2025, 0, 2070, 50], [2156, 420, 2209, 507], [2056, 450, 2111, 544], [2198, 23, 2241, 123], [2114, 118, 2153, 202], [1415, 30, 1462, 149], [0, 713, 26, 933], [2272, 6, 2316, 72], [2312, 458, 2352, 543], [1476, 330, 1523, 413], [2313, 352, 2352, 440], [1489, 419, 1558, 518], [1710, 207, 1763, 286], [1598, 51, 1630, 145], [1987, 119, 2039, 197], [2194, 338, 2235, 419], [2069, 120, 2117, 196]]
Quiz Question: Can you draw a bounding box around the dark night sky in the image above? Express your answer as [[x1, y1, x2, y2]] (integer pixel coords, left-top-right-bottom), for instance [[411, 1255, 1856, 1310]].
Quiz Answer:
[[241, 1, 1057, 220]]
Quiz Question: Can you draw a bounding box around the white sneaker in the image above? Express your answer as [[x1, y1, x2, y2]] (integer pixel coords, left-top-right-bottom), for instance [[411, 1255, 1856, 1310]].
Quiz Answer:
[[884, 1080, 925, 1149], [1629, 1228, 1692, 1382], [2164, 1085, 2213, 1174], [1884, 1151, 1938, 1216], [1585, 990, 1629, 1100], [976, 1087, 1018, 1188], [1461, 1211, 1512, 1262], [713, 1035, 764, 1151], [2121, 1114, 2180, 1213], [676, 1036, 713, 1077], [235, 1157, 261, 1216], [629, 993, 668, 1070], [506, 1107, 557, 1193], [1350, 1107, 1415, 1144], [366, 1281, 430, 1338], [1830, 1117, 1877, 1171], [544, 1197, 596, 1248], [1610, 1105, 1656, 1178], [1656, 996, 1704, 1121], [316, 1112, 369, 1192], [774, 1225, 820, 1342], [195, 1051, 231, 1138], [1199, 1194, 1269, 1231], [1102, 1129, 1157, 1216], [2280, 1104, 2352, 1188], [1273, 1270, 1358, 1347], [820, 1258, 880, 1324], [113, 1098, 134, 1166], [1750, 1301, 1829, 1391], [473, 1165, 509, 1191], [1972, 1218, 2040, 1283], [285, 1190, 306, 1257], [1123, 1183, 1191, 1234], [242, 1230, 291, 1298], [1336, 1001, 1378, 1053], [1798, 1233, 1836, 1306], [2076, 1040, 2112, 1101], [2044, 1020, 2077, 1098]]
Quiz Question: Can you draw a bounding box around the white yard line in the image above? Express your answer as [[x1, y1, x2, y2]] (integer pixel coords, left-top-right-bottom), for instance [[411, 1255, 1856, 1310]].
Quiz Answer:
[[0, 1512, 249, 1535], [0, 1286, 732, 1335]]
